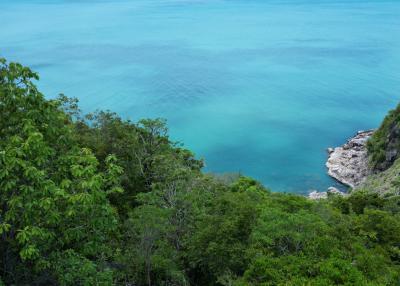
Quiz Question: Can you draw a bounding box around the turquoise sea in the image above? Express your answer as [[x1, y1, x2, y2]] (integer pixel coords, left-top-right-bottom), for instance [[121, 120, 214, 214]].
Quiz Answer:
[[1, 0, 400, 193]]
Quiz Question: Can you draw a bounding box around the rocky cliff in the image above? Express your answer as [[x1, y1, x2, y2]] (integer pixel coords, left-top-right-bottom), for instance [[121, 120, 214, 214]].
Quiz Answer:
[[326, 130, 374, 188], [368, 103, 400, 171]]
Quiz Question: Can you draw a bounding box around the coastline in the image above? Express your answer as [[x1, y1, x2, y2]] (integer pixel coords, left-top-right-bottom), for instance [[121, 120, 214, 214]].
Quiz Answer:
[[326, 130, 374, 189], [308, 130, 374, 200]]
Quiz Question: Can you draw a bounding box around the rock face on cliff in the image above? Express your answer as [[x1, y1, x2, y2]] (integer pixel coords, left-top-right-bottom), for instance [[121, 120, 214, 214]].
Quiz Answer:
[[326, 130, 374, 188], [367, 104, 400, 171]]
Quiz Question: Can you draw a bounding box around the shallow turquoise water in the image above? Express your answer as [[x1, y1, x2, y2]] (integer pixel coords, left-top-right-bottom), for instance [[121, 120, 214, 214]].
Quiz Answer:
[[1, 0, 400, 193]]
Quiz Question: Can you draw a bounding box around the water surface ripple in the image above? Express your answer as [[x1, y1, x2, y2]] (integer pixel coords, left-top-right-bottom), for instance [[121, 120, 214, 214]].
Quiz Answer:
[[1, 0, 400, 193]]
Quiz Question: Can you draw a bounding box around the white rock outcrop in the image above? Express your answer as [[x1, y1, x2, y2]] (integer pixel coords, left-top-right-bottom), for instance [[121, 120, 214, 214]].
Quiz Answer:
[[308, 190, 328, 200], [326, 130, 374, 188], [308, 187, 346, 200]]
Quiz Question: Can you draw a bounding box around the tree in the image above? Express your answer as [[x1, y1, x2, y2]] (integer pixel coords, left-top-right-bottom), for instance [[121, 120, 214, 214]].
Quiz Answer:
[[0, 58, 122, 285], [185, 177, 267, 285], [74, 111, 203, 216]]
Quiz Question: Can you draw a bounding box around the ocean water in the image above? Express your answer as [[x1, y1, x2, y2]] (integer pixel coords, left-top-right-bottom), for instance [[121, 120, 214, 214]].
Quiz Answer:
[[1, 0, 400, 194]]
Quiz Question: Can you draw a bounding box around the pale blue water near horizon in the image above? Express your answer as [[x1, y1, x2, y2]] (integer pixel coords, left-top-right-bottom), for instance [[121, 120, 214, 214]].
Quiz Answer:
[[1, 0, 400, 194]]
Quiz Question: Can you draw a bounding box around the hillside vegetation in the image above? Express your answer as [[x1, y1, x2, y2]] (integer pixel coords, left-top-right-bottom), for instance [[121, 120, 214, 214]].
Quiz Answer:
[[357, 103, 400, 194], [360, 158, 400, 195], [367, 103, 400, 171], [1, 59, 400, 285]]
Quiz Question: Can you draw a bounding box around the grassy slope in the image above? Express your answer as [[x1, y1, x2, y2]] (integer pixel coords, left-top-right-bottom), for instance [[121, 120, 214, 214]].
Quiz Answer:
[[358, 158, 400, 195]]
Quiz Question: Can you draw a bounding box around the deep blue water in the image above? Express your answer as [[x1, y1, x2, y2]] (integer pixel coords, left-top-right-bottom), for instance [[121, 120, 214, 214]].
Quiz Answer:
[[1, 0, 400, 193]]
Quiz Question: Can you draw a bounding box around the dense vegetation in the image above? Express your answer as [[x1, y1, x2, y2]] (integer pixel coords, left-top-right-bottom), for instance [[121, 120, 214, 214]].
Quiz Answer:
[[1, 59, 400, 285]]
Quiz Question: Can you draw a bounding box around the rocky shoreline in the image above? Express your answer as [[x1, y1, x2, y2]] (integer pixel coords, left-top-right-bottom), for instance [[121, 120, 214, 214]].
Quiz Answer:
[[326, 130, 374, 188], [308, 130, 374, 200]]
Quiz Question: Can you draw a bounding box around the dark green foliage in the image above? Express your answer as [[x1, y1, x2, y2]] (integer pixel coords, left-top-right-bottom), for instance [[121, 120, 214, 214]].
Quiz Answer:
[[185, 180, 267, 285], [368, 103, 400, 170], [1, 58, 400, 285]]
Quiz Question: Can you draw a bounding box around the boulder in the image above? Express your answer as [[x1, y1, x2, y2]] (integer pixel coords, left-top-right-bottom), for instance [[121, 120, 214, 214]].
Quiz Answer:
[[308, 190, 328, 200], [327, 186, 346, 196]]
